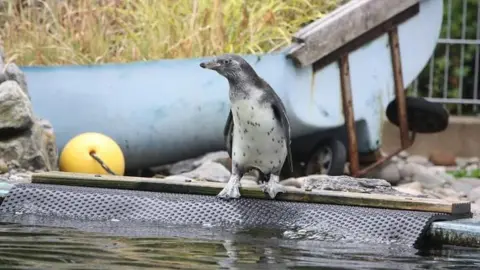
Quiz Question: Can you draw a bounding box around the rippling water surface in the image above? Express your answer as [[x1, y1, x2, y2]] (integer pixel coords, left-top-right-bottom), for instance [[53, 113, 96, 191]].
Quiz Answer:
[[0, 222, 479, 270]]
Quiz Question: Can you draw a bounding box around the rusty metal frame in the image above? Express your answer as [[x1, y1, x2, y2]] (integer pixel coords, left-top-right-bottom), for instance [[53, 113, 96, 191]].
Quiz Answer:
[[339, 26, 416, 178]]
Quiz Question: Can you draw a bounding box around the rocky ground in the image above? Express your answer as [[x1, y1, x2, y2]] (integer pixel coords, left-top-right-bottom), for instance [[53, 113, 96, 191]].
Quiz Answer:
[[365, 150, 480, 214], [146, 149, 480, 214]]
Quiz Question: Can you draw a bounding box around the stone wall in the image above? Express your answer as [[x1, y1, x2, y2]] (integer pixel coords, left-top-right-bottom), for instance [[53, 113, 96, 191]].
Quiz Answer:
[[0, 47, 58, 182]]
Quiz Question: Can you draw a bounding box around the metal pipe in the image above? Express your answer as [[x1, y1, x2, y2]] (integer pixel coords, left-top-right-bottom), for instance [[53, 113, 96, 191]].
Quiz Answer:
[[339, 55, 360, 176], [389, 27, 411, 149]]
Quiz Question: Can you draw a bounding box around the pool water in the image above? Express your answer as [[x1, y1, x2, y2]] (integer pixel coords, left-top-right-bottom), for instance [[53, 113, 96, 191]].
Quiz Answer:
[[0, 222, 480, 270]]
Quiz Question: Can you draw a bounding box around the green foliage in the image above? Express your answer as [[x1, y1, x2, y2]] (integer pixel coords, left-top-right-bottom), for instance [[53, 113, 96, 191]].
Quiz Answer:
[[448, 168, 480, 178]]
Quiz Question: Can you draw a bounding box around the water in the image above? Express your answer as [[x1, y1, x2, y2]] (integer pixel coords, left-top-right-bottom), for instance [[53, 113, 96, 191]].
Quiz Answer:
[[0, 222, 480, 270]]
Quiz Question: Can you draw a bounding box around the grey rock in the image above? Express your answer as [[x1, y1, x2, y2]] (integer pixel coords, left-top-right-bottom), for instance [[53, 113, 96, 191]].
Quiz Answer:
[[0, 159, 7, 174], [151, 151, 230, 175], [192, 151, 230, 168], [241, 171, 259, 186], [451, 178, 480, 195], [0, 81, 34, 130], [8, 160, 20, 170], [181, 161, 230, 182], [398, 151, 409, 159], [4, 63, 29, 97], [469, 157, 480, 164], [465, 164, 479, 173], [398, 162, 416, 179], [455, 157, 471, 168], [402, 163, 449, 189], [300, 175, 404, 195], [0, 120, 58, 171], [468, 186, 480, 202], [240, 176, 258, 187], [435, 187, 465, 201], [394, 181, 424, 196], [0, 73, 6, 85], [427, 166, 447, 174], [280, 177, 304, 188], [7, 172, 32, 184], [456, 157, 480, 168], [0, 46, 4, 66], [364, 160, 402, 185], [406, 155, 432, 167], [412, 171, 447, 189], [163, 175, 195, 182]]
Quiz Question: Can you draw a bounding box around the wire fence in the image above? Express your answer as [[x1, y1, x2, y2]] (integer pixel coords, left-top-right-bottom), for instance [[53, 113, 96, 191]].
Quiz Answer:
[[408, 0, 480, 116]]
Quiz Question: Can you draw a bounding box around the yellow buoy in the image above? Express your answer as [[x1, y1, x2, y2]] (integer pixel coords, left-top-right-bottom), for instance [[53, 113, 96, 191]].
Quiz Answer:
[[59, 132, 125, 175]]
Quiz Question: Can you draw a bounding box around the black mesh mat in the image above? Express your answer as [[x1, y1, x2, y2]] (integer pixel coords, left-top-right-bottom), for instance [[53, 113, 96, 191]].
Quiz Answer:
[[0, 183, 455, 247]]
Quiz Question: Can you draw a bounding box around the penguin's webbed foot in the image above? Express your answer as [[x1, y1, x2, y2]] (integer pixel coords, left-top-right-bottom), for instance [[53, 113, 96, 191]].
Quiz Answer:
[[217, 176, 241, 200], [262, 174, 286, 199]]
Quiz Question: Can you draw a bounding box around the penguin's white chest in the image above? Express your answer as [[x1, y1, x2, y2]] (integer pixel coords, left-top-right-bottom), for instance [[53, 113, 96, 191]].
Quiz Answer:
[[231, 99, 287, 173]]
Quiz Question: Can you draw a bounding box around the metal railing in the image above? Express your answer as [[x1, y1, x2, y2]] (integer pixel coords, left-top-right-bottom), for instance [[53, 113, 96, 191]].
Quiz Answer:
[[408, 0, 480, 116]]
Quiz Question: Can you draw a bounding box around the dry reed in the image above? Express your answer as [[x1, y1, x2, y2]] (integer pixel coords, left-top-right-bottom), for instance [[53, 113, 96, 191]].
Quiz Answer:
[[0, 0, 343, 66]]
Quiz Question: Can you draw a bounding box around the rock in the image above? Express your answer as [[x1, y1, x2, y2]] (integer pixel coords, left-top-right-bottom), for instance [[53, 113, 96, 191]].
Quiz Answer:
[[300, 175, 404, 195], [364, 160, 402, 185], [406, 163, 448, 189], [240, 174, 258, 187], [456, 157, 480, 168], [429, 151, 456, 166], [469, 157, 480, 164], [398, 162, 416, 179], [4, 63, 29, 97], [397, 151, 409, 159], [0, 81, 34, 130], [7, 172, 32, 184], [467, 186, 480, 202], [151, 151, 230, 175], [394, 181, 424, 196], [0, 159, 7, 174], [0, 46, 4, 66], [162, 175, 195, 182], [192, 151, 231, 171], [432, 187, 465, 201], [406, 155, 432, 167], [427, 166, 447, 174], [180, 161, 230, 182], [465, 164, 479, 174], [451, 178, 480, 195], [0, 120, 58, 171], [281, 178, 304, 188]]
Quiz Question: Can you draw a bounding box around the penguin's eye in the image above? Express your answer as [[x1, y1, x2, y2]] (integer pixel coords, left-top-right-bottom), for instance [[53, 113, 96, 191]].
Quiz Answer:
[[222, 59, 231, 65]]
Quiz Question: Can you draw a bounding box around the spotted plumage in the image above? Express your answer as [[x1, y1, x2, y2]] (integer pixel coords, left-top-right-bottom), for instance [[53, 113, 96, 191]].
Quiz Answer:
[[200, 54, 293, 199]]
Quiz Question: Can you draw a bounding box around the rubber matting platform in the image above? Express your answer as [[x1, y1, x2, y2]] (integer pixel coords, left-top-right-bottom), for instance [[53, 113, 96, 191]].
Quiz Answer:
[[0, 183, 458, 247]]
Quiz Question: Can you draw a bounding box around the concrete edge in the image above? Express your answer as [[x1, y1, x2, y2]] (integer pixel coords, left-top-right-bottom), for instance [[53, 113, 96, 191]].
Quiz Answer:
[[428, 217, 480, 248], [382, 116, 480, 157]]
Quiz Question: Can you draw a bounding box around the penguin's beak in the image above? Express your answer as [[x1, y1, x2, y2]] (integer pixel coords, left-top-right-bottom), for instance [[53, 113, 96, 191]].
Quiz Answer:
[[200, 60, 220, 70]]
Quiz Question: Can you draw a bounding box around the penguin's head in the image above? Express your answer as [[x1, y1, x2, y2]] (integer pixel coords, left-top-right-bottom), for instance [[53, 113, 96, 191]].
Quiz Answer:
[[200, 54, 256, 81]]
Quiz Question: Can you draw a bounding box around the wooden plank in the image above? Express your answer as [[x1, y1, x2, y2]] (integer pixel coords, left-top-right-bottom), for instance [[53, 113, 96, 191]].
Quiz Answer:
[[287, 0, 419, 67], [31, 171, 471, 215]]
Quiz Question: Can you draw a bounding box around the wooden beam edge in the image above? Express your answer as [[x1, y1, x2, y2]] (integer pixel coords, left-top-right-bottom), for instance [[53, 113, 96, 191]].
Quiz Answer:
[[292, 0, 369, 39], [288, 0, 420, 67], [30, 172, 471, 215]]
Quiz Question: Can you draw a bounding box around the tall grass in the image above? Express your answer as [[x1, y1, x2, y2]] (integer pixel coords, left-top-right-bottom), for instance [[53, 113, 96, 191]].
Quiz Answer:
[[0, 0, 343, 66]]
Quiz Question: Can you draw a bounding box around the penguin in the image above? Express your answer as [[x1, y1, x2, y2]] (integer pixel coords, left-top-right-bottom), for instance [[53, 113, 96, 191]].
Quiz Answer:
[[200, 54, 293, 199]]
